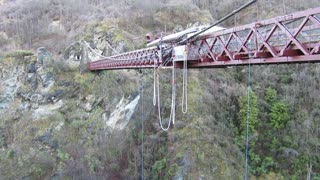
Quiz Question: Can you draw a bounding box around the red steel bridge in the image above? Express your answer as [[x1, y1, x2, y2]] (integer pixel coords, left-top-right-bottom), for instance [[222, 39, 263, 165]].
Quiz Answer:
[[88, 7, 320, 71]]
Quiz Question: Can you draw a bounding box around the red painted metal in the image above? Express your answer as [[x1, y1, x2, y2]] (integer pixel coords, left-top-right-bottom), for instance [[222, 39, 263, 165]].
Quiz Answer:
[[88, 46, 159, 70], [88, 7, 320, 70]]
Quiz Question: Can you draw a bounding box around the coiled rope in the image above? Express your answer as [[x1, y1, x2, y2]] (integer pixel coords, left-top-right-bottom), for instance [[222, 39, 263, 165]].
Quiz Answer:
[[153, 34, 176, 131], [157, 61, 176, 131]]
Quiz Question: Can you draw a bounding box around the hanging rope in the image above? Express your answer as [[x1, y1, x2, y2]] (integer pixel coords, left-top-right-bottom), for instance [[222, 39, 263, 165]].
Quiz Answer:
[[172, 64, 176, 125], [182, 57, 188, 113], [158, 60, 176, 131], [151, 33, 176, 131], [154, 33, 164, 107], [153, 57, 157, 106], [140, 78, 145, 180], [244, 49, 252, 180]]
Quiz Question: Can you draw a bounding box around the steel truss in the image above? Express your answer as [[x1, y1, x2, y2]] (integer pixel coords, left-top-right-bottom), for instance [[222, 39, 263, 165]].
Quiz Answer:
[[88, 7, 320, 70]]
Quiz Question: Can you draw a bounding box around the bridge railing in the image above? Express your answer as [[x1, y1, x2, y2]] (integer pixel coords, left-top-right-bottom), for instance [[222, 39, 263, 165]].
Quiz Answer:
[[188, 7, 320, 68], [88, 46, 159, 70], [88, 7, 320, 70]]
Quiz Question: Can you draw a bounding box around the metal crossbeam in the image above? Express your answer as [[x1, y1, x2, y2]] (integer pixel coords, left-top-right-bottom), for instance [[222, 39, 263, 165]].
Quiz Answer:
[[88, 7, 320, 71]]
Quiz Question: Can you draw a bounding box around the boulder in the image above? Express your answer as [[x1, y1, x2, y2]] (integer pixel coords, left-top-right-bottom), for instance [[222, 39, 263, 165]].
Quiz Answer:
[[37, 130, 59, 150], [37, 47, 53, 68], [104, 95, 140, 130], [83, 94, 96, 112], [46, 90, 64, 103], [281, 148, 299, 158], [48, 20, 67, 35]]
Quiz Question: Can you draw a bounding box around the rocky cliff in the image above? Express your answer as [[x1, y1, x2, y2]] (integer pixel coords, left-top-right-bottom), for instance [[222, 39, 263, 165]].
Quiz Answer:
[[1, 0, 320, 179], [0, 21, 246, 178]]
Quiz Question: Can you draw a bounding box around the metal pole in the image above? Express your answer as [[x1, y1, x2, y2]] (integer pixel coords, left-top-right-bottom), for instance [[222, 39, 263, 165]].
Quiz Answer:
[[178, 0, 257, 45]]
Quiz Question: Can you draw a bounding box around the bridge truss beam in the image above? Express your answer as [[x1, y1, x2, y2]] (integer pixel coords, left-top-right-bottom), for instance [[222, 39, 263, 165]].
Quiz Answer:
[[88, 7, 320, 71]]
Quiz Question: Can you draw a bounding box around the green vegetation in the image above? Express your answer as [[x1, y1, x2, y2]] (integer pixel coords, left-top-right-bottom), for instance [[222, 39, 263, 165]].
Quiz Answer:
[[6, 150, 14, 159], [0, 0, 320, 179], [5, 50, 33, 59], [57, 149, 70, 161], [270, 102, 289, 129], [238, 90, 259, 136], [151, 158, 167, 178]]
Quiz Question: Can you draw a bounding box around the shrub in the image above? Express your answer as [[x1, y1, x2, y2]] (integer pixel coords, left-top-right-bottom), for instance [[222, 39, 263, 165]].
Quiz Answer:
[[238, 90, 259, 135], [270, 102, 289, 129], [151, 158, 167, 177], [7, 150, 14, 159], [265, 87, 277, 106], [57, 149, 70, 161]]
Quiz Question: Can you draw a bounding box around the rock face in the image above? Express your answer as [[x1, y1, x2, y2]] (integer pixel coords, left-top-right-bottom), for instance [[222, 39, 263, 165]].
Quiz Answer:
[[92, 27, 127, 57], [83, 26, 131, 61], [63, 42, 82, 71], [64, 26, 133, 73], [0, 56, 26, 111], [104, 95, 140, 130], [48, 20, 67, 35], [0, 42, 150, 178], [0, 23, 246, 179], [0, 70, 19, 110], [0, 31, 8, 41], [0, 48, 57, 115]]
